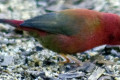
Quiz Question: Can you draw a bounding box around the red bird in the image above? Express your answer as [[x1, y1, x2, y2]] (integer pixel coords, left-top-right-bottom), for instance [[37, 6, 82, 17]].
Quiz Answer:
[[0, 9, 120, 64]]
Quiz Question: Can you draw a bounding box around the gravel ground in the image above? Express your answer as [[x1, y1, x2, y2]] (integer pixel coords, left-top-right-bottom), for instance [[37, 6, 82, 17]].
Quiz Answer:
[[0, 0, 120, 80]]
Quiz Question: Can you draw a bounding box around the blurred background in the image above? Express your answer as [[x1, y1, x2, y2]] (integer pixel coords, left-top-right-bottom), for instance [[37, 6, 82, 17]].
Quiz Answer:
[[0, 0, 120, 20]]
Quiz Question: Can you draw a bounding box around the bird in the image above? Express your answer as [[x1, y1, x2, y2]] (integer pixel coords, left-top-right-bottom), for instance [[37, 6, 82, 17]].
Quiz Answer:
[[0, 9, 120, 64]]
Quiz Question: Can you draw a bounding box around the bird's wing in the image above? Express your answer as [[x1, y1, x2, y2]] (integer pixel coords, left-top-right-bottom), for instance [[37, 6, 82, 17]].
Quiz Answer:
[[20, 12, 80, 36]]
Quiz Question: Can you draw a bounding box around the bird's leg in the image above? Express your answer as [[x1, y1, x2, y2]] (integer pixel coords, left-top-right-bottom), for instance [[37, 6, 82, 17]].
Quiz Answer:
[[59, 53, 82, 66], [67, 55, 82, 66], [59, 54, 70, 64]]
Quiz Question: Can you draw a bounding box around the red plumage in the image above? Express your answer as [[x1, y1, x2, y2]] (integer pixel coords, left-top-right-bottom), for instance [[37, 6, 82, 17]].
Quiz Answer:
[[0, 9, 120, 63]]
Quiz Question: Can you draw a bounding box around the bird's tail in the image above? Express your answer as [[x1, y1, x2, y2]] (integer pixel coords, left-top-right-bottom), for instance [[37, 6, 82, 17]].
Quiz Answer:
[[0, 19, 44, 32], [0, 19, 24, 28], [0, 19, 48, 36]]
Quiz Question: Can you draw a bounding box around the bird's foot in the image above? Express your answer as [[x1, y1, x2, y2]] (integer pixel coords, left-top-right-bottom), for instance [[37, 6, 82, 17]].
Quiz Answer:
[[59, 54, 82, 66], [59, 54, 70, 65]]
